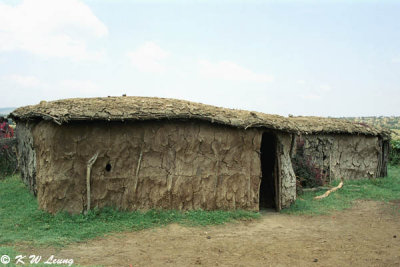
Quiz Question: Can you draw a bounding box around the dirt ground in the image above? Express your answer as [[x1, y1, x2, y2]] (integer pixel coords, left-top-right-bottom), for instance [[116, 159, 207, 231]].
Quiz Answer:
[[23, 200, 400, 267]]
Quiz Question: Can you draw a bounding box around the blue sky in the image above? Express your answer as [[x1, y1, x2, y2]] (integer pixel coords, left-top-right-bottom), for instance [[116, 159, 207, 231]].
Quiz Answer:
[[0, 0, 399, 116]]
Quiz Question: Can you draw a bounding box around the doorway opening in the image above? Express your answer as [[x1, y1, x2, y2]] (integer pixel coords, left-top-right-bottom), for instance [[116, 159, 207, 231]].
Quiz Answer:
[[259, 132, 278, 210]]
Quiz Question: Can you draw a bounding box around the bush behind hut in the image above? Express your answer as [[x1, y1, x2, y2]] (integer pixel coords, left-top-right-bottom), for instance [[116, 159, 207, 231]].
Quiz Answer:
[[292, 137, 327, 190], [0, 138, 18, 178], [389, 140, 400, 165]]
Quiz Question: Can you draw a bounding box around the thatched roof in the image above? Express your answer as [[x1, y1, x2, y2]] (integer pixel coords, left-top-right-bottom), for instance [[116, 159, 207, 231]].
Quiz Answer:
[[10, 96, 390, 139]]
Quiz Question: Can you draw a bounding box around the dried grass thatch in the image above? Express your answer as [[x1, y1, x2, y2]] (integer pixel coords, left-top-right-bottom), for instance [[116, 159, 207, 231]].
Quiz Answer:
[[10, 96, 390, 139]]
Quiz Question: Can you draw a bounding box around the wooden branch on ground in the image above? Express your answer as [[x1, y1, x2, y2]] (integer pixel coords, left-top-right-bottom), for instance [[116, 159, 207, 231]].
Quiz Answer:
[[314, 180, 343, 200], [86, 152, 99, 213]]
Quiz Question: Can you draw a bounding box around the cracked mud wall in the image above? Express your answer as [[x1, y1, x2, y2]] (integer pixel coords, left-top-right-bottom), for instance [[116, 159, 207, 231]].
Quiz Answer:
[[30, 120, 263, 214], [294, 134, 383, 181], [15, 121, 37, 194], [276, 133, 296, 208]]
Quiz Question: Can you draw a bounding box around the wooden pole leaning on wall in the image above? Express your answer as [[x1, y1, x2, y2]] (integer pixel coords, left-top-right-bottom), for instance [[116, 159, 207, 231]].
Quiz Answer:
[[86, 152, 99, 214], [329, 154, 332, 184]]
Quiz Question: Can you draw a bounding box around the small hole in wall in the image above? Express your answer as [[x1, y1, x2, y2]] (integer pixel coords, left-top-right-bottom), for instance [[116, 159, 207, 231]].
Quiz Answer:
[[105, 163, 112, 172]]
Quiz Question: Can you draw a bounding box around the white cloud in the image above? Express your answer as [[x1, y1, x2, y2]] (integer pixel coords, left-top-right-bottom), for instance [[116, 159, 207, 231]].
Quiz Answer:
[[0, 0, 108, 61], [127, 42, 170, 73], [297, 80, 306, 84], [319, 84, 332, 92], [198, 60, 274, 83], [2, 74, 42, 87]]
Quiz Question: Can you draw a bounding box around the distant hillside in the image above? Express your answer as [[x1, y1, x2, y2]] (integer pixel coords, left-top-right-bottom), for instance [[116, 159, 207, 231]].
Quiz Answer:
[[340, 116, 400, 140], [0, 107, 16, 116]]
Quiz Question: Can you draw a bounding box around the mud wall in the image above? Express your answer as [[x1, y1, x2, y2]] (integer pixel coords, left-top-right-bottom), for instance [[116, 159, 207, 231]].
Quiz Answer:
[[276, 133, 296, 208], [30, 120, 264, 214], [15, 122, 37, 193], [294, 134, 383, 181]]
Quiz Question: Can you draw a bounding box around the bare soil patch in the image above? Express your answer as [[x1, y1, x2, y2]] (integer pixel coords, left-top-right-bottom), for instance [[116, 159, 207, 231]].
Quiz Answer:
[[21, 200, 400, 266], [390, 199, 400, 208]]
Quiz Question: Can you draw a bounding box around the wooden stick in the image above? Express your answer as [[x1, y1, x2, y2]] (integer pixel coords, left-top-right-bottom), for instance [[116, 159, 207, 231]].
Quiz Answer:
[[329, 154, 332, 184], [275, 143, 281, 211], [314, 180, 343, 200], [86, 152, 99, 213], [133, 148, 143, 193], [37, 112, 62, 125]]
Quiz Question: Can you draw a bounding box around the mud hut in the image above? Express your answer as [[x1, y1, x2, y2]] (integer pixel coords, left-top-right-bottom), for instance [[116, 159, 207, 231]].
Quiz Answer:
[[10, 97, 390, 214], [290, 117, 390, 187]]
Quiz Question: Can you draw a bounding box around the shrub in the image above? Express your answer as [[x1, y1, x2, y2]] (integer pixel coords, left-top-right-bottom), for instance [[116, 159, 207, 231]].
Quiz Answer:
[[0, 138, 18, 178], [292, 137, 327, 189], [389, 140, 400, 165]]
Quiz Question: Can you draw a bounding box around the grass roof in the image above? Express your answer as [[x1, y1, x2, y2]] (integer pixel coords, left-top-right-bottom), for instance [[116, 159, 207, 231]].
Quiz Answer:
[[10, 96, 390, 139]]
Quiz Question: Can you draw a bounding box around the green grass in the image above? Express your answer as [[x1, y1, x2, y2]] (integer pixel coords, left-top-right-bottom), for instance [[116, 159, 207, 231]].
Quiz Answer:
[[283, 165, 400, 215], [2, 166, 399, 250], [0, 175, 259, 247]]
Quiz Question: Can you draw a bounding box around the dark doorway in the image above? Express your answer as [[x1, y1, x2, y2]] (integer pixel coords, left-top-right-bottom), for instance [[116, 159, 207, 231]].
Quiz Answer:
[[259, 132, 277, 210]]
